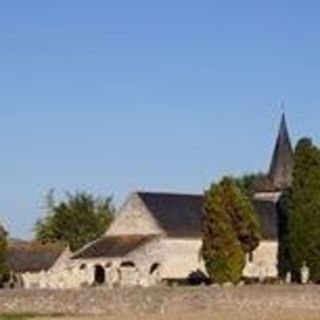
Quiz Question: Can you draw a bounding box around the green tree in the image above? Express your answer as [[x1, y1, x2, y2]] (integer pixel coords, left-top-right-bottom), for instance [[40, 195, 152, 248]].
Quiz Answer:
[[277, 191, 292, 279], [35, 191, 115, 251], [202, 177, 261, 284], [288, 138, 320, 282], [235, 172, 274, 196], [0, 225, 10, 286]]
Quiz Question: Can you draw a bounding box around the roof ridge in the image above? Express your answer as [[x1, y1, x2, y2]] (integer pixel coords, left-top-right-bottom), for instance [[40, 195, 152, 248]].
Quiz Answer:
[[136, 191, 202, 197]]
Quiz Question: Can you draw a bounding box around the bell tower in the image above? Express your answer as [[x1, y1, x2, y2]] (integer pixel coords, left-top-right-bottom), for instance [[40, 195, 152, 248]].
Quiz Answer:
[[268, 113, 294, 190]]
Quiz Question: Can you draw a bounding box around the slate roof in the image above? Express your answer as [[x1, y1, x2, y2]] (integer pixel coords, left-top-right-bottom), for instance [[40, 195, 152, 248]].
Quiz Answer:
[[137, 192, 278, 240], [72, 192, 279, 259], [252, 199, 278, 240], [7, 242, 65, 273], [72, 235, 157, 259], [268, 114, 294, 190], [138, 192, 203, 238]]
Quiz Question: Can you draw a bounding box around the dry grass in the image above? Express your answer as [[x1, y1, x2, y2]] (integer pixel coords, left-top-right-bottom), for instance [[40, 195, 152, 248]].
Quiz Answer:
[[21, 310, 320, 320]]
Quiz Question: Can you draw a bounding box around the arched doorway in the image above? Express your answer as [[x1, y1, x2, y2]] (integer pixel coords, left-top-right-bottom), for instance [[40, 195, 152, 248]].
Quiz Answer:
[[119, 261, 138, 286], [94, 265, 105, 285]]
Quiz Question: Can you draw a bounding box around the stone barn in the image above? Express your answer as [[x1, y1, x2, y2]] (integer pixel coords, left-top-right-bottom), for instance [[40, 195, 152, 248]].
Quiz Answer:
[[6, 241, 68, 288], [68, 189, 281, 287]]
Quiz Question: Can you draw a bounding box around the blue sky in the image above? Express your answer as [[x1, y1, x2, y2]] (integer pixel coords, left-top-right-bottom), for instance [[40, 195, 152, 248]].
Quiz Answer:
[[1, 1, 320, 238]]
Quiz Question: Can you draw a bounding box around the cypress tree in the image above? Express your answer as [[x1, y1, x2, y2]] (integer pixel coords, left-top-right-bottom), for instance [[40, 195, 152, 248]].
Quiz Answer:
[[202, 177, 261, 284], [289, 138, 320, 282], [227, 179, 261, 254], [277, 191, 292, 279]]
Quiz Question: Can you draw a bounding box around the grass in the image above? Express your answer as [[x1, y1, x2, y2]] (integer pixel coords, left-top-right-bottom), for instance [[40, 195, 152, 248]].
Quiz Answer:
[[1, 310, 320, 320], [0, 314, 38, 320], [0, 314, 67, 320]]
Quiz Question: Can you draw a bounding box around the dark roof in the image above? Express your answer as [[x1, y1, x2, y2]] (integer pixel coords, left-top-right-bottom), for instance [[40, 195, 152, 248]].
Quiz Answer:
[[7, 242, 65, 273], [138, 192, 203, 238], [252, 199, 278, 240], [138, 192, 278, 240], [72, 235, 157, 259], [72, 193, 278, 259], [250, 175, 278, 193], [269, 114, 294, 190]]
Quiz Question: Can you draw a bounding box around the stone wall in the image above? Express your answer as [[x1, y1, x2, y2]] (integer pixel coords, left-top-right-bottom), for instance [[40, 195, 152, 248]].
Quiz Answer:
[[243, 240, 278, 279], [107, 193, 164, 236], [20, 238, 278, 289], [0, 286, 320, 316]]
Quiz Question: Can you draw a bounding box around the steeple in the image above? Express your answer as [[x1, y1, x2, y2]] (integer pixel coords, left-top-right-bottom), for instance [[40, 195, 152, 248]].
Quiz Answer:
[[268, 113, 294, 190]]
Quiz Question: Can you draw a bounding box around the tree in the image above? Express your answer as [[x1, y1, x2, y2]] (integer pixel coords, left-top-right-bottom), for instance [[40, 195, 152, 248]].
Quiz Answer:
[[235, 172, 274, 196], [202, 180, 244, 284], [277, 191, 292, 279], [35, 191, 115, 251], [202, 177, 261, 284], [288, 138, 320, 282], [0, 225, 9, 286]]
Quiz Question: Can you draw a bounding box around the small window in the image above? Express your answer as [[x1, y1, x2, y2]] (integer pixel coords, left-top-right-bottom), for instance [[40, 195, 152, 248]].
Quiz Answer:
[[248, 252, 254, 263], [150, 263, 160, 275], [80, 263, 87, 270]]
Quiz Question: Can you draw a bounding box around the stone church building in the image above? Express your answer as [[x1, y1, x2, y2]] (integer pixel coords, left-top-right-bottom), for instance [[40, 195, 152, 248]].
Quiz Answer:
[[17, 115, 294, 288]]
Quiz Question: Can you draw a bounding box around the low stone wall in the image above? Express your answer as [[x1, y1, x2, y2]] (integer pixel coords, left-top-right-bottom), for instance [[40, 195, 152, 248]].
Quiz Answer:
[[0, 285, 319, 317]]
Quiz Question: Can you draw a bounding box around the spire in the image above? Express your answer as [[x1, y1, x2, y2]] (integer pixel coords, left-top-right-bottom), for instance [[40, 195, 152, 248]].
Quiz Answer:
[[268, 113, 294, 190]]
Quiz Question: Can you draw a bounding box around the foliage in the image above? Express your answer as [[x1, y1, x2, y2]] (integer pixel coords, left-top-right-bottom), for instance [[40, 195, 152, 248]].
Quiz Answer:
[[235, 172, 273, 196], [288, 138, 320, 282], [202, 177, 261, 284], [277, 191, 292, 279], [34, 191, 115, 251], [202, 180, 244, 284], [0, 313, 39, 320], [0, 226, 10, 286]]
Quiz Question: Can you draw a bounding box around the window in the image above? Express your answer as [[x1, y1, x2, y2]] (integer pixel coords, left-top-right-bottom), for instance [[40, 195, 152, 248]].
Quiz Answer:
[[80, 263, 87, 270], [248, 252, 254, 263], [150, 263, 160, 275]]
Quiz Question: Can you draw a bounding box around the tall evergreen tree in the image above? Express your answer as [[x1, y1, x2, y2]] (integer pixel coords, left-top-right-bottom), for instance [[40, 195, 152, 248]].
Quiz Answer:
[[288, 138, 320, 282], [226, 179, 261, 254], [277, 191, 292, 279], [202, 177, 261, 284]]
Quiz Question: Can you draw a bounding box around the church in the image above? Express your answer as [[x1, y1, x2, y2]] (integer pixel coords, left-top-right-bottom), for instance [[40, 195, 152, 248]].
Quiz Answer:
[[12, 115, 294, 289]]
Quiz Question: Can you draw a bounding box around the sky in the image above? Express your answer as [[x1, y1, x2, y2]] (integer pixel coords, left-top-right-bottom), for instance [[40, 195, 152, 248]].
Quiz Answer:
[[1, 1, 320, 238]]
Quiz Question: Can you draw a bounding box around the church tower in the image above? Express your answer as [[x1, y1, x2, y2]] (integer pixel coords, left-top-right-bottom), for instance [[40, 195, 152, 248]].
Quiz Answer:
[[268, 114, 294, 190]]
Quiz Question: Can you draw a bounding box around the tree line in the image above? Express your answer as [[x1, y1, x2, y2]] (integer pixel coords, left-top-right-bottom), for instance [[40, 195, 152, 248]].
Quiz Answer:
[[202, 137, 320, 284], [1, 136, 320, 285]]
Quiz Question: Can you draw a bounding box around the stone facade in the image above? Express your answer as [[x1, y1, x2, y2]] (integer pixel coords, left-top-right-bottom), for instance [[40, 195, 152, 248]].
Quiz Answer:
[[243, 240, 278, 279], [28, 237, 205, 288], [107, 193, 163, 236]]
